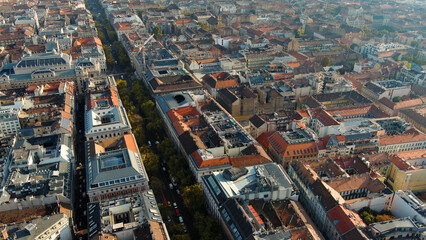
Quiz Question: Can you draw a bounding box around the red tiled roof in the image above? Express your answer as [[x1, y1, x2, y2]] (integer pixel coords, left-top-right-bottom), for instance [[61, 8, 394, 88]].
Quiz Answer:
[[230, 154, 271, 167], [327, 205, 362, 235], [390, 155, 414, 171], [295, 109, 340, 126], [256, 132, 274, 149], [287, 51, 308, 61]]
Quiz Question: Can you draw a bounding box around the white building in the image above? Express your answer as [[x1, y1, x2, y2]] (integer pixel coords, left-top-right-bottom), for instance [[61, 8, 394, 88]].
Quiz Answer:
[[390, 190, 426, 224], [0, 108, 21, 136], [84, 85, 131, 141], [202, 163, 298, 221], [213, 35, 232, 49], [86, 145, 149, 202], [362, 80, 411, 102], [3, 213, 71, 240]]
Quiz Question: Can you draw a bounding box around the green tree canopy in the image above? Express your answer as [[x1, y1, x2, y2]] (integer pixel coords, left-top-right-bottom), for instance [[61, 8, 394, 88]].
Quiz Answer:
[[152, 26, 162, 36], [321, 56, 331, 66], [181, 184, 204, 213]]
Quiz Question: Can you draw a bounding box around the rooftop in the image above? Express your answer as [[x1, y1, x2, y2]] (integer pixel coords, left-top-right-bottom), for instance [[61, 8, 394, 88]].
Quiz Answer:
[[4, 213, 68, 240], [213, 163, 295, 198], [370, 217, 420, 236], [87, 148, 146, 189], [327, 205, 365, 235], [379, 131, 426, 146]]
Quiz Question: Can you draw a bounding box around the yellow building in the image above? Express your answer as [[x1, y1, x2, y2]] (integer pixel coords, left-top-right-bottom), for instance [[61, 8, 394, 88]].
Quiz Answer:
[[385, 150, 426, 192]]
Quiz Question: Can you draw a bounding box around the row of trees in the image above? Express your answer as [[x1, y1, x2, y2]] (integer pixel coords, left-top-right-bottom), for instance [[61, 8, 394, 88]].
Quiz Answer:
[[117, 78, 224, 240], [94, 13, 134, 73], [158, 138, 224, 240]]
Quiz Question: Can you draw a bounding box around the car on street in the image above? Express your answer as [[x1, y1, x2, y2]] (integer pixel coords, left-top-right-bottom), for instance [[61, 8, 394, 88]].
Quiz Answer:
[[178, 216, 184, 223], [173, 202, 177, 208]]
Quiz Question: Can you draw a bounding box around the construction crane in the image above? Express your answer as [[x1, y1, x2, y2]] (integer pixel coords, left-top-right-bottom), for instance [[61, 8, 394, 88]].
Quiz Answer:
[[139, 34, 155, 71]]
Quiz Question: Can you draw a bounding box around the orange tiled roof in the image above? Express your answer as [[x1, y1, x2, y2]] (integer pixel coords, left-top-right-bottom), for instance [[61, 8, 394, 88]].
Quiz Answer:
[[396, 148, 426, 161], [115, 22, 132, 31], [176, 19, 192, 25], [196, 58, 218, 64], [379, 132, 426, 145], [124, 134, 139, 154], [215, 79, 238, 88], [269, 132, 318, 158], [328, 174, 386, 193], [192, 151, 230, 168], [287, 62, 301, 68], [73, 37, 102, 47], [110, 88, 120, 107]]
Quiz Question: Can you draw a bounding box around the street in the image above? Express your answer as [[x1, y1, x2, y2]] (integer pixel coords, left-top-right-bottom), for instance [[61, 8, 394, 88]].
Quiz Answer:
[[82, 0, 197, 238], [148, 138, 198, 239], [72, 94, 89, 239]]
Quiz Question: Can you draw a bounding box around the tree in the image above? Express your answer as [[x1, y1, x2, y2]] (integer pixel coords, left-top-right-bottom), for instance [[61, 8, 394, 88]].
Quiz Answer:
[[150, 176, 165, 195], [198, 21, 208, 31], [321, 56, 331, 66], [142, 152, 159, 175], [411, 41, 419, 48], [152, 26, 162, 37], [193, 212, 224, 240], [116, 79, 127, 89], [181, 184, 204, 213], [393, 96, 403, 102], [295, 29, 306, 38], [172, 234, 191, 240], [376, 214, 395, 222]]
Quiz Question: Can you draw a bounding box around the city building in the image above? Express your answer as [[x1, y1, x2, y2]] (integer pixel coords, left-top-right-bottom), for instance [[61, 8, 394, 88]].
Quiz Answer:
[[267, 129, 318, 167], [248, 112, 290, 139], [361, 80, 410, 102], [0, 108, 21, 136], [0, 51, 101, 93], [84, 80, 131, 141], [156, 91, 271, 182], [293, 108, 341, 137], [378, 130, 426, 153], [398, 104, 426, 133], [288, 161, 368, 239], [2, 213, 72, 240], [201, 163, 322, 240], [386, 149, 426, 192], [86, 134, 149, 202], [369, 217, 425, 240], [305, 91, 372, 110], [87, 191, 169, 240]]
